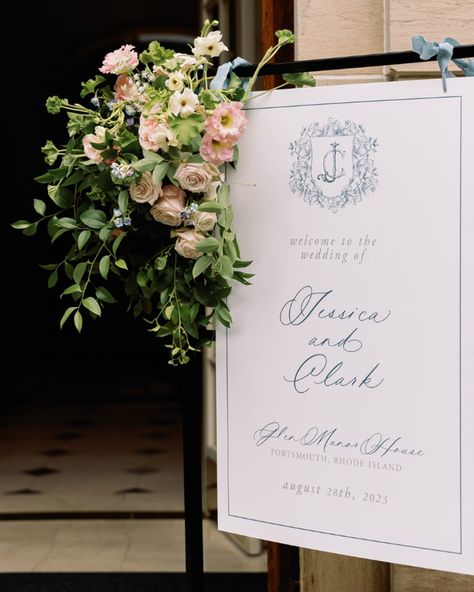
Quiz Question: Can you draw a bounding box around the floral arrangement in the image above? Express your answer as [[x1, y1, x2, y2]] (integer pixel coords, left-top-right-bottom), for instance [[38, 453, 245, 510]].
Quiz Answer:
[[14, 21, 313, 365]]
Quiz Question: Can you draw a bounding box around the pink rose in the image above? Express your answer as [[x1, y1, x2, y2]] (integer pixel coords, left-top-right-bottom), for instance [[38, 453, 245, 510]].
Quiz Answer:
[[200, 133, 234, 166], [129, 171, 161, 205], [150, 185, 186, 227], [175, 229, 204, 260], [174, 162, 217, 193], [205, 101, 247, 143], [82, 126, 106, 163], [139, 114, 175, 152], [99, 45, 139, 75], [114, 75, 141, 101]]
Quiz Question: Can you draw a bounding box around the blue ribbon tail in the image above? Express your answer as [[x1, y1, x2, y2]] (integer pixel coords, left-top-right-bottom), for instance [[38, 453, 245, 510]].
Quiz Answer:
[[210, 57, 251, 91]]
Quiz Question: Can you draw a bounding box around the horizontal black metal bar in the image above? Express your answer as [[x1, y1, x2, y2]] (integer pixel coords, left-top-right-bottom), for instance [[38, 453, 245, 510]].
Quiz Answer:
[[229, 44, 474, 77]]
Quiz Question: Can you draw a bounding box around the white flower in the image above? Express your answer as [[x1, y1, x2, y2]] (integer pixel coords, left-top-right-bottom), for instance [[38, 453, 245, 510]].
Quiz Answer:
[[192, 31, 228, 58], [165, 71, 185, 92], [168, 88, 199, 118], [174, 53, 198, 71]]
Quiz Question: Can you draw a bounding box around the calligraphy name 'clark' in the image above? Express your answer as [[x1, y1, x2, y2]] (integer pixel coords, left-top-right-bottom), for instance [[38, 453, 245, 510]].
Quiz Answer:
[[284, 353, 384, 394], [279, 286, 391, 327], [253, 421, 425, 458]]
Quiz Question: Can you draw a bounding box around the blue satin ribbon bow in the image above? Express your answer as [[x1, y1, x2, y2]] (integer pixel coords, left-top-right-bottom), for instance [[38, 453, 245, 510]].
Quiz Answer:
[[412, 35, 474, 92], [209, 57, 251, 91]]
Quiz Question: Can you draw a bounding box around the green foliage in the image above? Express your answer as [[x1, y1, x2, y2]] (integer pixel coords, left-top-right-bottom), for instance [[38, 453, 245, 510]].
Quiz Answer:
[[80, 75, 106, 98], [283, 72, 316, 87], [140, 41, 175, 66], [14, 23, 297, 366], [46, 96, 62, 114]]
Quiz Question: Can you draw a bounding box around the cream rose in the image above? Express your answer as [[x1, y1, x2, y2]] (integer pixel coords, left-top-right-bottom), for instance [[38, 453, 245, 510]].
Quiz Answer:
[[175, 229, 204, 259], [129, 171, 161, 205], [150, 185, 186, 227], [193, 211, 217, 232], [174, 162, 216, 193]]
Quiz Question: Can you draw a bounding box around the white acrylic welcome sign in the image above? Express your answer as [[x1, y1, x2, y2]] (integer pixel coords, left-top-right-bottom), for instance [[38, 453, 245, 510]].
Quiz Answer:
[[216, 78, 474, 574]]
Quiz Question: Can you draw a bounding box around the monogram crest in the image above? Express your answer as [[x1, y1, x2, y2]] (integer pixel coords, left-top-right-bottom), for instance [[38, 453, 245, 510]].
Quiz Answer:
[[289, 118, 379, 211]]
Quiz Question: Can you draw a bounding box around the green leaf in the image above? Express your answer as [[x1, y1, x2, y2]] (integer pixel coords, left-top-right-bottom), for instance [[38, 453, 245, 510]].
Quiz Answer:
[[57, 217, 77, 229], [47, 270, 58, 288], [192, 255, 212, 278], [61, 284, 82, 297], [233, 259, 252, 268], [41, 140, 60, 165], [198, 201, 222, 213], [217, 306, 232, 327], [11, 220, 31, 230], [199, 89, 219, 110], [35, 167, 68, 184], [33, 198, 46, 216], [60, 306, 77, 329], [39, 263, 57, 271], [115, 258, 128, 270], [96, 286, 117, 304], [282, 72, 316, 87], [217, 208, 233, 229], [112, 233, 126, 256], [136, 271, 148, 288], [190, 301, 200, 322], [133, 158, 158, 173], [219, 255, 234, 280], [80, 75, 106, 98], [99, 255, 110, 280], [139, 40, 175, 66], [118, 190, 129, 214], [196, 236, 220, 253], [154, 256, 167, 271], [169, 114, 204, 146], [83, 296, 102, 316], [73, 262, 88, 284], [51, 228, 69, 243], [99, 226, 112, 242], [23, 223, 38, 236], [77, 230, 91, 251], [80, 209, 107, 229], [152, 161, 168, 185], [74, 310, 83, 333]]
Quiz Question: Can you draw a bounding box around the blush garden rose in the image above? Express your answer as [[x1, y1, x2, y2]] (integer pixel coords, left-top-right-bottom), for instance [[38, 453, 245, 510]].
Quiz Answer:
[[14, 23, 311, 365]]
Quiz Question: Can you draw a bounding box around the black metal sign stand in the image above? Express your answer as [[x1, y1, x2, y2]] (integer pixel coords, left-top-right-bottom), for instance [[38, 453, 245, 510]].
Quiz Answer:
[[182, 42, 473, 592]]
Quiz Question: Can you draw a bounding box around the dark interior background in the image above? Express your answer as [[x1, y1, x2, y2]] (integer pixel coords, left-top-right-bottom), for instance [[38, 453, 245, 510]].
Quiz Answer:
[[4, 1, 207, 393]]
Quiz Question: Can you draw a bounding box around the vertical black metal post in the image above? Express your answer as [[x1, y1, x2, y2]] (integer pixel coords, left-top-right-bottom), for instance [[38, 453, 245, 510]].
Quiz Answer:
[[182, 367, 204, 592]]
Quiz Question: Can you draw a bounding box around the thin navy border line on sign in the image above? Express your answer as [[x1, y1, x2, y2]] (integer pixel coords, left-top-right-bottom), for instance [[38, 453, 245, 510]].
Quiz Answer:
[[225, 94, 463, 555]]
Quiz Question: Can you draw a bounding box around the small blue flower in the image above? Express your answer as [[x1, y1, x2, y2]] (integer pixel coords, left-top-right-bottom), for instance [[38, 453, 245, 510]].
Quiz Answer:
[[113, 208, 122, 218], [90, 96, 100, 108], [126, 118, 135, 127], [123, 217, 132, 226], [114, 218, 124, 228]]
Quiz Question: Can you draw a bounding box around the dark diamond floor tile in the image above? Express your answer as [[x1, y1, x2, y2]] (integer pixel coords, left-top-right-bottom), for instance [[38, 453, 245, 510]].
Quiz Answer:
[[23, 467, 60, 477], [145, 418, 174, 426], [65, 418, 94, 427], [53, 432, 82, 440], [125, 466, 159, 475], [141, 431, 168, 439], [135, 448, 165, 455], [5, 488, 42, 495], [115, 487, 153, 495], [41, 448, 71, 457]]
